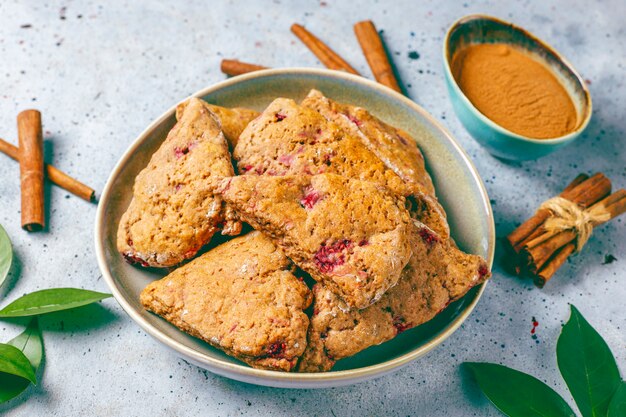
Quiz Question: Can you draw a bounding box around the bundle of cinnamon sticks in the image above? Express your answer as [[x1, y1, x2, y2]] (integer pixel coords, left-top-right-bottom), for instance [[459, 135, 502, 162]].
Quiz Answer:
[[506, 173, 626, 287], [1, 110, 96, 232], [221, 20, 404, 94]]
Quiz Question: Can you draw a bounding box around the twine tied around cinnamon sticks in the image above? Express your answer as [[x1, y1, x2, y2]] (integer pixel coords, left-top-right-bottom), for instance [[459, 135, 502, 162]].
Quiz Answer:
[[539, 196, 611, 252], [506, 173, 626, 287]]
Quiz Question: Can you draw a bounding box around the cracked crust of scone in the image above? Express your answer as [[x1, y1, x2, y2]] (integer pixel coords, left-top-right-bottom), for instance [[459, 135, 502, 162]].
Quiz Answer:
[[117, 97, 241, 268], [297, 221, 491, 372], [141, 231, 312, 372], [216, 173, 413, 310]]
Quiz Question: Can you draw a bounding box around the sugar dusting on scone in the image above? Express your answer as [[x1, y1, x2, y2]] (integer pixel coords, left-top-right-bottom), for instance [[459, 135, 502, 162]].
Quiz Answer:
[[117, 98, 241, 268], [216, 173, 413, 310], [141, 231, 312, 372], [297, 221, 491, 372]]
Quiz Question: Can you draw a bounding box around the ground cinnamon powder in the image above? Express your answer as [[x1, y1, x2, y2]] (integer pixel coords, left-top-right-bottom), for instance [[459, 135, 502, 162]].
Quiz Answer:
[[452, 43, 577, 139]]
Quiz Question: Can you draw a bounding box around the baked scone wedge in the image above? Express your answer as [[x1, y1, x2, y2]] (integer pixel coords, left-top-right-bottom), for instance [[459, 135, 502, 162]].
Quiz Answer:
[[301, 89, 435, 196], [297, 221, 491, 372], [117, 97, 240, 268], [141, 231, 312, 372], [176, 99, 259, 148], [233, 97, 411, 197], [301, 89, 450, 238], [216, 173, 413, 310], [233, 97, 449, 238]]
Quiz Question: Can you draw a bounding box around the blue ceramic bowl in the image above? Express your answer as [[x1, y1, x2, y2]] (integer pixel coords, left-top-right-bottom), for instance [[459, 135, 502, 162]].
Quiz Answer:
[[443, 14, 592, 161]]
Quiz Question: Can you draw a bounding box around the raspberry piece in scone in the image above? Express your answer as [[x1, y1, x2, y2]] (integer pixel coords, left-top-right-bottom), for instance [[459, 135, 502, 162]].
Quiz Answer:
[[117, 97, 241, 268], [141, 231, 312, 372], [216, 173, 413, 310], [297, 221, 491, 372]]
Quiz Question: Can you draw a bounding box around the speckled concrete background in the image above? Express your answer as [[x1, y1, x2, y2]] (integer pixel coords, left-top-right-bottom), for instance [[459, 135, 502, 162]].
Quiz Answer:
[[0, 1, 624, 416]]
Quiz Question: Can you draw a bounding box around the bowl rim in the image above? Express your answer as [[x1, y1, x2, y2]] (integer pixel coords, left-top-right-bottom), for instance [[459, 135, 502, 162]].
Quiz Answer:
[[94, 67, 495, 386], [442, 13, 593, 144]]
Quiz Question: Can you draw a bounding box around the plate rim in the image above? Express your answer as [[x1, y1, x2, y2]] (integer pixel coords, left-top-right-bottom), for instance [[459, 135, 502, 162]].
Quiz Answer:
[[94, 67, 495, 387]]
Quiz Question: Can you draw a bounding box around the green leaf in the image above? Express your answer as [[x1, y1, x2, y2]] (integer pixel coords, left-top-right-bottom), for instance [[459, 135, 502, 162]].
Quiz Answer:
[[465, 362, 576, 417], [607, 382, 626, 417], [0, 344, 36, 384], [0, 225, 12, 288], [0, 288, 112, 317], [557, 305, 621, 417], [7, 318, 43, 368], [0, 318, 43, 403]]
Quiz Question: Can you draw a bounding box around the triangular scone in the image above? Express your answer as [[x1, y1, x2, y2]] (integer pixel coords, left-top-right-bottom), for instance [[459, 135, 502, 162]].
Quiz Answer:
[[301, 89, 435, 197], [141, 232, 312, 372], [233, 97, 449, 239], [176, 99, 259, 148], [298, 221, 491, 372], [233, 98, 411, 197], [117, 98, 241, 268], [217, 174, 413, 310], [301, 89, 450, 239]]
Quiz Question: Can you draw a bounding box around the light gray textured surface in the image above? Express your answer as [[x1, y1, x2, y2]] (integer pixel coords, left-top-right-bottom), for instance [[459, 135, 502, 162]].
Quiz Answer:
[[0, 0, 624, 416]]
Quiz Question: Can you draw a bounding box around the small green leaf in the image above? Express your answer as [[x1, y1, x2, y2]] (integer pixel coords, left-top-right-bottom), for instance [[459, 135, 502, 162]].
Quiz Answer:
[[0, 344, 36, 384], [0, 288, 112, 317], [465, 362, 576, 417], [557, 305, 621, 417], [0, 318, 43, 404], [607, 382, 626, 417], [0, 225, 12, 288], [8, 318, 43, 368]]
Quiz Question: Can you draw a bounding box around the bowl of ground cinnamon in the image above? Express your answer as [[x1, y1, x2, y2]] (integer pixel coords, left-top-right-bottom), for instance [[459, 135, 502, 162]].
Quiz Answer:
[[443, 14, 592, 160]]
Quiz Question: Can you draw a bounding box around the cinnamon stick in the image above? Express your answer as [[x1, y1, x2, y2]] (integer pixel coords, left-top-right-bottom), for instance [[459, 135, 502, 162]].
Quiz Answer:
[[534, 243, 576, 287], [220, 59, 268, 77], [291, 24, 360, 75], [522, 188, 626, 277], [353, 20, 402, 93], [506, 173, 610, 252], [17, 110, 45, 231], [0, 138, 96, 202]]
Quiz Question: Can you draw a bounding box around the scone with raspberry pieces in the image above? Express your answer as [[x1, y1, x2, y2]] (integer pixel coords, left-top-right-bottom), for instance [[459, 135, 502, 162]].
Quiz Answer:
[[175, 98, 259, 148], [233, 97, 449, 239], [297, 221, 491, 372], [216, 173, 413, 310], [301, 89, 435, 197], [233, 97, 411, 196], [117, 97, 241, 268], [141, 231, 312, 372]]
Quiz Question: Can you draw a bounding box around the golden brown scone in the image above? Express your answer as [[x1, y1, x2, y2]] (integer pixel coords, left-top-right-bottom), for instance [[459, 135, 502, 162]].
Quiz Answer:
[[141, 232, 312, 372], [233, 97, 412, 197], [117, 98, 240, 268], [233, 96, 449, 239], [301, 89, 435, 197], [297, 221, 491, 372], [216, 174, 413, 310], [176, 99, 259, 148], [301, 89, 451, 238]]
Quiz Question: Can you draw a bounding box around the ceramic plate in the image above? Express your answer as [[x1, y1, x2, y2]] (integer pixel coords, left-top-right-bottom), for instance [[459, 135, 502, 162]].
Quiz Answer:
[[94, 68, 495, 388]]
